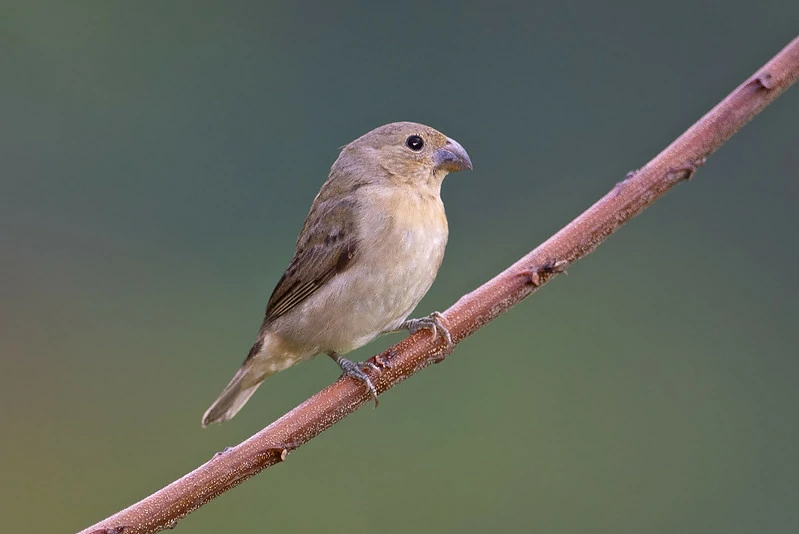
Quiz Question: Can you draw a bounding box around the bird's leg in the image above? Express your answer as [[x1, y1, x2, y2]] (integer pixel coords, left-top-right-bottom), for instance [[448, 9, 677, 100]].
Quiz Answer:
[[398, 311, 453, 347], [328, 352, 379, 406]]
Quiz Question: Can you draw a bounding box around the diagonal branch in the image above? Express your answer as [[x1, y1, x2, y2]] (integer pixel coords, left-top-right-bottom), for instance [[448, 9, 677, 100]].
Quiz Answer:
[[80, 35, 799, 534]]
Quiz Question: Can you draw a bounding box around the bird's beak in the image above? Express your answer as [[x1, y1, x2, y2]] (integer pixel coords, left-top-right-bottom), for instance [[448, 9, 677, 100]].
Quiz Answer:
[[434, 138, 473, 172]]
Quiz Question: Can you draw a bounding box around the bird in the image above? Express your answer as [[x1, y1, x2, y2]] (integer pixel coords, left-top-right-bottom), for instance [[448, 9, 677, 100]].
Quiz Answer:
[[201, 122, 472, 427]]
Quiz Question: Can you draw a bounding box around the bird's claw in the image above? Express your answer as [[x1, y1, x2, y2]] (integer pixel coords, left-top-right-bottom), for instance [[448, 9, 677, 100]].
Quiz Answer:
[[335, 356, 379, 406], [402, 311, 453, 347]]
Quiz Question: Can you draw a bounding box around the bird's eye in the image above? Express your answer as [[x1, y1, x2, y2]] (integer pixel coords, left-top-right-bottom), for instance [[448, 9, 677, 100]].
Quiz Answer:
[[405, 135, 424, 151]]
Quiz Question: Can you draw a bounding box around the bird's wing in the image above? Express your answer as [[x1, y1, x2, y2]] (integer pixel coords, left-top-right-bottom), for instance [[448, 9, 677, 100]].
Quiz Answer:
[[262, 198, 359, 324]]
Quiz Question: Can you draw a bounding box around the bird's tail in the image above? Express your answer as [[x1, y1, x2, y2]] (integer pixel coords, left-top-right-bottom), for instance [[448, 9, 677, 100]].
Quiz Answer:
[[201, 338, 278, 427], [201, 364, 265, 427]]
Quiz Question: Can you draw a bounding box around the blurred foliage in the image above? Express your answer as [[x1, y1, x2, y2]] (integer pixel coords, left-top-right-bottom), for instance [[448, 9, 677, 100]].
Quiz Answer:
[[1, 2, 798, 533]]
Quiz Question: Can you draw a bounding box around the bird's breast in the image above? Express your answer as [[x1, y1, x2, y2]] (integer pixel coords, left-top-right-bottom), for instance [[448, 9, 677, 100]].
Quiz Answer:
[[362, 187, 448, 274], [341, 187, 448, 345]]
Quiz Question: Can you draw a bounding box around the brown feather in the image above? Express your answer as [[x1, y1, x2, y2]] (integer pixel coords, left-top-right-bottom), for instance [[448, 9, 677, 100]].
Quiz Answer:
[[262, 196, 360, 324]]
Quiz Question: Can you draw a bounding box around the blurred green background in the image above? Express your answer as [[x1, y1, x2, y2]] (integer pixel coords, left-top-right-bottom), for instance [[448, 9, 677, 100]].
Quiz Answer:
[[2, 2, 798, 533]]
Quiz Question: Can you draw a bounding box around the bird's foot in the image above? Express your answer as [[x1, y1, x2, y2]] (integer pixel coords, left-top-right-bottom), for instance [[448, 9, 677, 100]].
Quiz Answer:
[[401, 311, 453, 347], [333, 356, 379, 406]]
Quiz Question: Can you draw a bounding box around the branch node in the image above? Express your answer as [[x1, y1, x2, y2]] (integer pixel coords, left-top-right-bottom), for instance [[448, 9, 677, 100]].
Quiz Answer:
[[545, 259, 569, 275], [213, 446, 233, 458], [612, 168, 640, 196], [88, 527, 128, 534], [276, 440, 300, 457], [667, 156, 707, 181], [427, 342, 456, 365], [525, 259, 569, 287], [756, 72, 774, 89], [374, 348, 398, 369]]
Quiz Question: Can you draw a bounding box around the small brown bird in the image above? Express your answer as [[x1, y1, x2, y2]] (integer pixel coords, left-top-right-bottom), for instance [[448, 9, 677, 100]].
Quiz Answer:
[[202, 122, 472, 426]]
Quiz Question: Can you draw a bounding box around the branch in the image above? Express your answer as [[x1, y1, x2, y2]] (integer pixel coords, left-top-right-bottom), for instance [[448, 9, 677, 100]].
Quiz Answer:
[[81, 35, 799, 534]]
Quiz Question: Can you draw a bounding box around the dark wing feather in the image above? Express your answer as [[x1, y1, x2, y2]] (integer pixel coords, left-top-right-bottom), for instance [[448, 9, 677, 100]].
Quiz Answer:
[[262, 197, 359, 324]]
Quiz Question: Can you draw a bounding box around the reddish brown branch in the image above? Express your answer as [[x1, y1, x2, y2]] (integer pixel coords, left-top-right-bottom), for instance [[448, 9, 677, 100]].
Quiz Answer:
[[80, 36, 799, 534]]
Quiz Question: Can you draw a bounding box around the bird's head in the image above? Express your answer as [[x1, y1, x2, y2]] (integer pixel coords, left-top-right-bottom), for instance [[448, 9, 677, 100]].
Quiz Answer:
[[335, 122, 472, 190]]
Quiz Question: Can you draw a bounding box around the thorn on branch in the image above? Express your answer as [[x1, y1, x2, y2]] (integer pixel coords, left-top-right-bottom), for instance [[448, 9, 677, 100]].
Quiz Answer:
[[667, 156, 707, 182], [525, 259, 569, 287]]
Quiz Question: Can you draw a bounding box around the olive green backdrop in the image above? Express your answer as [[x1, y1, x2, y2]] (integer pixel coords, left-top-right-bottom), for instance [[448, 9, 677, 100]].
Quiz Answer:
[[2, 2, 798, 533]]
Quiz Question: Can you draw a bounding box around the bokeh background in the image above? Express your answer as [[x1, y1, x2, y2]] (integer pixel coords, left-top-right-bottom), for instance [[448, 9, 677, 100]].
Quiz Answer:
[[2, 2, 798, 533]]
